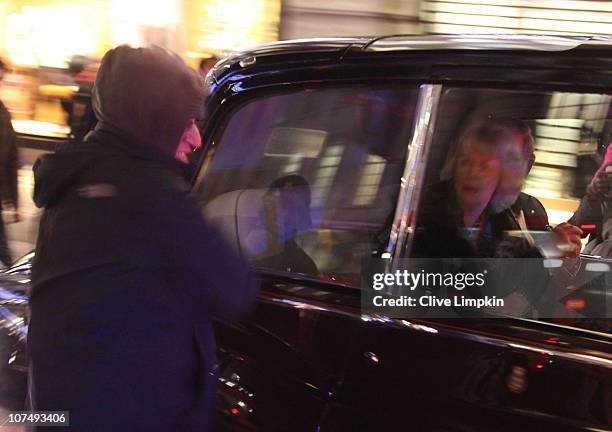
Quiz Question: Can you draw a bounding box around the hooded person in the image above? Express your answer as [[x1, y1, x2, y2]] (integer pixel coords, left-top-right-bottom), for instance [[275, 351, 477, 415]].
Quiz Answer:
[[28, 45, 258, 431]]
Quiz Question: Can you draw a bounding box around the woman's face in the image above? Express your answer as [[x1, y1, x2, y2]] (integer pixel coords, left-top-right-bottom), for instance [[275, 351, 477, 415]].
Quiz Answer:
[[454, 141, 502, 212]]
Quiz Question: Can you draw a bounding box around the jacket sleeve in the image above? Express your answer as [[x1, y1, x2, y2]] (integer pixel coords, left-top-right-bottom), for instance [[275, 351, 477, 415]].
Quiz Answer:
[[0, 103, 18, 208], [160, 185, 259, 322], [516, 193, 549, 231], [569, 195, 603, 227]]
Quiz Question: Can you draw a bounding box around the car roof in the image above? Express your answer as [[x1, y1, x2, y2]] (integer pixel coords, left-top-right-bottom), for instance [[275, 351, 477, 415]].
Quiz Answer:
[[233, 34, 612, 56], [205, 34, 612, 108], [211, 34, 612, 84], [363, 34, 612, 52]]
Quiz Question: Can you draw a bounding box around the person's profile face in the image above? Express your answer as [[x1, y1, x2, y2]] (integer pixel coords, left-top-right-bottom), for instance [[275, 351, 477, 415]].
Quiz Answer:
[[453, 141, 502, 211], [175, 119, 202, 164]]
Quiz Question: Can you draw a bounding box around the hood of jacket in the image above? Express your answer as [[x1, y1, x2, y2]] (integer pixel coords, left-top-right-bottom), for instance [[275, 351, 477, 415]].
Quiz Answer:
[[33, 131, 194, 209], [92, 45, 206, 157], [32, 142, 98, 208]]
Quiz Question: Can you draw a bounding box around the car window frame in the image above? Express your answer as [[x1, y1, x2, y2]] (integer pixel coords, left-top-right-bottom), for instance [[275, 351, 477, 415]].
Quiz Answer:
[[193, 80, 431, 289], [403, 83, 612, 338]]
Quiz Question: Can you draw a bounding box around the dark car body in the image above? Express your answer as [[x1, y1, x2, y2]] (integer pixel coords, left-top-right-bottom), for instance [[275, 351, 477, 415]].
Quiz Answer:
[[2, 35, 612, 431]]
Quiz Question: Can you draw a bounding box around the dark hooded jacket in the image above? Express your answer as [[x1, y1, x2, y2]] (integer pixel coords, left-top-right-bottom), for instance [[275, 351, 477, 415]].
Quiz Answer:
[[28, 46, 258, 431]]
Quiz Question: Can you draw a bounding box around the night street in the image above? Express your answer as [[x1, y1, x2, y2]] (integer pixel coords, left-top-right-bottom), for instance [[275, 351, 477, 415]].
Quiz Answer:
[[0, 2, 610, 431]]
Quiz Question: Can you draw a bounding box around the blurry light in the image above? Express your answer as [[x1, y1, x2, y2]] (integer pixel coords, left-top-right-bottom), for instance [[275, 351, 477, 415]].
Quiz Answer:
[[427, 12, 519, 29], [364, 352, 379, 364], [276, 299, 325, 311], [6, 5, 97, 67], [230, 408, 239, 415], [545, 337, 560, 344], [239, 56, 256, 68], [508, 343, 552, 356], [112, 0, 179, 27], [196, 0, 280, 53], [543, 259, 563, 268], [381, 252, 392, 259], [565, 298, 586, 310], [546, 209, 576, 226], [585, 263, 610, 272], [237, 401, 246, 408], [10, 317, 24, 326], [8, 355, 16, 364], [424, 1, 612, 37], [535, 364, 544, 369], [400, 321, 438, 334]]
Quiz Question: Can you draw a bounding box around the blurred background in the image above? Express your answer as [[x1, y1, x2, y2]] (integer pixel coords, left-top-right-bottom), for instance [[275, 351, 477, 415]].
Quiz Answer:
[[2, 0, 611, 133], [0, 0, 611, 260]]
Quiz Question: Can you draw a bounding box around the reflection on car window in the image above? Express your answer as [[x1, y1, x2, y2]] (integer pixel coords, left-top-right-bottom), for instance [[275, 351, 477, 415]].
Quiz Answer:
[[197, 86, 420, 287], [412, 87, 611, 333]]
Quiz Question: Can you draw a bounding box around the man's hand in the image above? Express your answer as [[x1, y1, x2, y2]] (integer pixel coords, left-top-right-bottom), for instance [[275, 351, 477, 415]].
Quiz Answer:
[[553, 222, 583, 258]]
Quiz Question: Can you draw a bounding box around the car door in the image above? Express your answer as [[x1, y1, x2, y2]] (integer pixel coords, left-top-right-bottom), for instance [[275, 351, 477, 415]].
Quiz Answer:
[[212, 279, 362, 431], [195, 82, 422, 430], [325, 83, 612, 431]]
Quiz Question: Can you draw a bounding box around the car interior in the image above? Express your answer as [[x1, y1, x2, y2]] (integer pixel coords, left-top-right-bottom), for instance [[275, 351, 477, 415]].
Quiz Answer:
[[195, 84, 610, 329], [198, 86, 419, 287]]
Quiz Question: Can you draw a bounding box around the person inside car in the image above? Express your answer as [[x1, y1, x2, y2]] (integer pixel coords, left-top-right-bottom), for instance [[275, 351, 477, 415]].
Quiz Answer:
[[415, 121, 558, 316], [570, 143, 612, 256], [250, 174, 318, 275], [489, 118, 583, 258], [415, 122, 526, 257]]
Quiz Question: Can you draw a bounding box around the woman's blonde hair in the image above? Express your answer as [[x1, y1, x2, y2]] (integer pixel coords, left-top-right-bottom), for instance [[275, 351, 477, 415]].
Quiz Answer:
[[440, 122, 518, 181]]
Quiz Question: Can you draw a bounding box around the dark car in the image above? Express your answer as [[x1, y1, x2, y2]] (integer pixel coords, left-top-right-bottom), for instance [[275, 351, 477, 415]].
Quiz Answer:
[[2, 35, 612, 431]]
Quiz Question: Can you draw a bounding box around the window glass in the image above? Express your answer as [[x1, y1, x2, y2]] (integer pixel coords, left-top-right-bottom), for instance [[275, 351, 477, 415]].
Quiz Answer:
[[196, 86, 420, 287], [411, 87, 611, 333]]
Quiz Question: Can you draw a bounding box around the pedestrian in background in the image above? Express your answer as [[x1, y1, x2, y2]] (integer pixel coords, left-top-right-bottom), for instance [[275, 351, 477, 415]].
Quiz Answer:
[[0, 58, 19, 267], [60, 55, 98, 142], [28, 45, 258, 431]]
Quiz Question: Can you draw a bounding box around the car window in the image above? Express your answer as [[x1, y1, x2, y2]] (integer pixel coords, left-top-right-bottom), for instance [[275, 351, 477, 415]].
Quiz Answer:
[[196, 86, 420, 287], [410, 87, 611, 333]]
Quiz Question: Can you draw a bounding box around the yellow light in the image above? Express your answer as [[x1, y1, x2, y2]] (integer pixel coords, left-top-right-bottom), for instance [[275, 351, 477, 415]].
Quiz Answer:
[[112, 0, 179, 27], [195, 0, 280, 53], [423, 0, 612, 36], [5, 5, 97, 68]]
